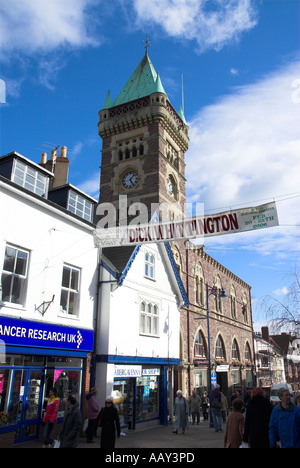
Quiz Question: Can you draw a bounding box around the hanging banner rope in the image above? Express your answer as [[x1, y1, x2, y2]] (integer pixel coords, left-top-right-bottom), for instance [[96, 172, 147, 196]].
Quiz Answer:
[[94, 202, 279, 248]]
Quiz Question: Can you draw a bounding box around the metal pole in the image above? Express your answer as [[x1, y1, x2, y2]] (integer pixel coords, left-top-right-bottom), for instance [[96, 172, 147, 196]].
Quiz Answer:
[[206, 282, 211, 394]]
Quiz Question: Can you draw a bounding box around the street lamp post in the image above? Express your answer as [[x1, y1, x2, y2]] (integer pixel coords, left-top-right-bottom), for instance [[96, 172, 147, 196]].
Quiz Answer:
[[205, 284, 227, 428], [206, 284, 227, 394]]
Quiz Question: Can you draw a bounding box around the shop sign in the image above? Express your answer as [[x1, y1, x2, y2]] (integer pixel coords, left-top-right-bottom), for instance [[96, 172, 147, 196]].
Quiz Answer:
[[142, 368, 161, 376], [216, 364, 229, 372], [114, 365, 142, 378], [0, 316, 94, 352]]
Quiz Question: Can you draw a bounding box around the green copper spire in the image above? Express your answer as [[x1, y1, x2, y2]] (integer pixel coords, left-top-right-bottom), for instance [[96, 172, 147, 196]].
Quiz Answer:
[[178, 105, 187, 125], [112, 53, 167, 107], [102, 90, 113, 109]]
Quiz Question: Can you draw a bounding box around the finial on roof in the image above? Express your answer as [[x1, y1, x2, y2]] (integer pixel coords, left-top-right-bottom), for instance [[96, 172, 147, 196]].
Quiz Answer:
[[143, 34, 151, 55]]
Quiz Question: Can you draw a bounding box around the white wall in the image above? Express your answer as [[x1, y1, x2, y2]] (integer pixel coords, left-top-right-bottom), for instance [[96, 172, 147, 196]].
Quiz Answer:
[[0, 182, 97, 330], [95, 243, 181, 404], [99, 244, 180, 360]]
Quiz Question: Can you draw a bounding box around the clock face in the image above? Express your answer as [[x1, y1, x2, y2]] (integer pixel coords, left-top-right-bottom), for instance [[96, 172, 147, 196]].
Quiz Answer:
[[122, 171, 138, 189], [167, 178, 173, 194]]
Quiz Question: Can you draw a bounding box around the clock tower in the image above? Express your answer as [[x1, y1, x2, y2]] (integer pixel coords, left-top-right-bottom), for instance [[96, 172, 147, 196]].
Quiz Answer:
[[98, 50, 189, 224]]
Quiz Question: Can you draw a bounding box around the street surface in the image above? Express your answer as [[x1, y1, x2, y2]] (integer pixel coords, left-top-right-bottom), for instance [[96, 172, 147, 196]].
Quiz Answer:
[[14, 420, 224, 449]]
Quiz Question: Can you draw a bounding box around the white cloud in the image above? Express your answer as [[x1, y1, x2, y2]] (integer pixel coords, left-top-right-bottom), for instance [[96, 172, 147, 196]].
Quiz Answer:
[[186, 60, 300, 257], [272, 286, 289, 296], [0, 0, 99, 56], [132, 0, 258, 52]]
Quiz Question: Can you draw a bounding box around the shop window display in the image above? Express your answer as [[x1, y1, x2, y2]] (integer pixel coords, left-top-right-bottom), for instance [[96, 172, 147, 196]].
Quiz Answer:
[[136, 374, 159, 421], [44, 367, 82, 417], [0, 369, 14, 425]]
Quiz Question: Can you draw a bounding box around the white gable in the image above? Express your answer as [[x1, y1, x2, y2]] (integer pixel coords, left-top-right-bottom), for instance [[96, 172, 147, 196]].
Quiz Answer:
[[98, 243, 182, 360]]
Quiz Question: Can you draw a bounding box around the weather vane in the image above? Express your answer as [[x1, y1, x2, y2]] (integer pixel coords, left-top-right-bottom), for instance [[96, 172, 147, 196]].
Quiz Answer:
[[143, 34, 151, 54]]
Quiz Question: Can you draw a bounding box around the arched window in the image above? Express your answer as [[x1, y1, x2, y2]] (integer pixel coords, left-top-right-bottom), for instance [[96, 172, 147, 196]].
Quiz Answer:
[[232, 339, 240, 361], [215, 335, 225, 360], [245, 343, 252, 362], [195, 264, 204, 306], [242, 293, 248, 324], [230, 285, 236, 319], [145, 251, 155, 279], [194, 330, 207, 358], [140, 301, 159, 336], [214, 276, 223, 313]]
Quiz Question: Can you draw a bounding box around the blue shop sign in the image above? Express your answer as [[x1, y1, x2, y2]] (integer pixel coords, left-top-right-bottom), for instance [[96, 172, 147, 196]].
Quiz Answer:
[[0, 316, 94, 352]]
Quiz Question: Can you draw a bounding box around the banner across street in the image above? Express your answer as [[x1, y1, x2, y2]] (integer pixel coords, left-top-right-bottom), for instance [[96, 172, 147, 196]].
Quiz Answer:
[[93, 202, 279, 248]]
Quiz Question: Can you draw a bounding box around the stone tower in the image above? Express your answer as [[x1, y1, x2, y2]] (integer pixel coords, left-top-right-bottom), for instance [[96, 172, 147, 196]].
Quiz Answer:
[[98, 51, 189, 224]]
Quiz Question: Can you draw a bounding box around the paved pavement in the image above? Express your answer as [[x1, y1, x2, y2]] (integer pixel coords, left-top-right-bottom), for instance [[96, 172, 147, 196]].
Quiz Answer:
[[15, 420, 225, 449]]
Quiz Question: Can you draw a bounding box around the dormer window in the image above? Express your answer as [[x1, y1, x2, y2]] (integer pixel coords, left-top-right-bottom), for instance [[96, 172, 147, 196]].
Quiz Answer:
[[12, 159, 49, 197], [67, 190, 93, 222]]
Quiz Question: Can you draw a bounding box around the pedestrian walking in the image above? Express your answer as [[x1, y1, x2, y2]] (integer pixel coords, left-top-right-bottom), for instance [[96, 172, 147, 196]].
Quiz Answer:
[[173, 390, 189, 434], [201, 392, 209, 421], [99, 396, 120, 448], [42, 387, 59, 448], [224, 398, 244, 448], [269, 387, 300, 448], [221, 392, 228, 423], [209, 384, 222, 432], [242, 387, 273, 448], [85, 386, 99, 443], [188, 389, 201, 425], [58, 395, 82, 448]]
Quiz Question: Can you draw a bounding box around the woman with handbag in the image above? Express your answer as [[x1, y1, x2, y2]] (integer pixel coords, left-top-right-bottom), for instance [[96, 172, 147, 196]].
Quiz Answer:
[[98, 396, 120, 448], [42, 387, 59, 448]]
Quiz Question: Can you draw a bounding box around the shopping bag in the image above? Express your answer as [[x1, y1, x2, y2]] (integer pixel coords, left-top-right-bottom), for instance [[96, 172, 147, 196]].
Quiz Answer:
[[83, 418, 89, 432]]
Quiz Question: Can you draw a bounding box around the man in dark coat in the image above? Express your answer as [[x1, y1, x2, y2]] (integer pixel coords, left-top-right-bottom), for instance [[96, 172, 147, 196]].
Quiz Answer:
[[58, 395, 82, 448], [243, 388, 273, 448], [99, 396, 120, 448]]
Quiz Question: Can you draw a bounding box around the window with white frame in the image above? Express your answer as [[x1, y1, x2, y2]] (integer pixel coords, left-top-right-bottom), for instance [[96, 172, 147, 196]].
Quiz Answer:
[[232, 339, 240, 361], [1, 245, 29, 305], [144, 251, 155, 279], [140, 301, 159, 336], [194, 330, 207, 358], [60, 264, 80, 316], [215, 335, 225, 360], [12, 159, 49, 197], [67, 190, 93, 222]]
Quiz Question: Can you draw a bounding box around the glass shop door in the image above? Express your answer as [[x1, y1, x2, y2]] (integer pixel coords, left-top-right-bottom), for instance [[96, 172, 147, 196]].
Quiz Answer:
[[14, 368, 43, 444]]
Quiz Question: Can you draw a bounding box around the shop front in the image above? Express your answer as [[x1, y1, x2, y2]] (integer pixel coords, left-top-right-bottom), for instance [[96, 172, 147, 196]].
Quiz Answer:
[[110, 362, 172, 429], [0, 316, 93, 446]]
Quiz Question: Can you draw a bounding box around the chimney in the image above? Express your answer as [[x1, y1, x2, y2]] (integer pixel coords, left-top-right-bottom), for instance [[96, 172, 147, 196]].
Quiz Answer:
[[39, 150, 55, 173], [51, 146, 69, 188], [40, 152, 47, 165], [261, 326, 270, 342]]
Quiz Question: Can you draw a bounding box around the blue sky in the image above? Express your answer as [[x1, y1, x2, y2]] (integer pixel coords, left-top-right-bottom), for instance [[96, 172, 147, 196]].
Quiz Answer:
[[1, 0, 300, 330]]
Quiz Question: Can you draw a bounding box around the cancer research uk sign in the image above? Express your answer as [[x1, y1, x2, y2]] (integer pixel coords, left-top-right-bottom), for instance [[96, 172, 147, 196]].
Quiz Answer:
[[94, 202, 279, 247], [0, 316, 94, 352]]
